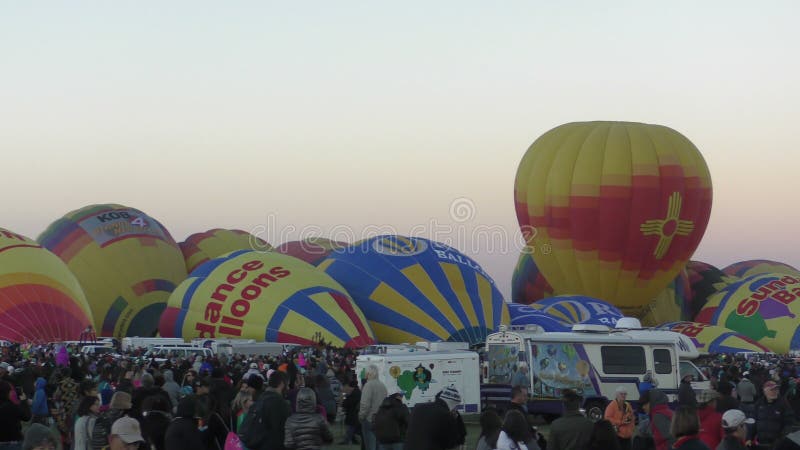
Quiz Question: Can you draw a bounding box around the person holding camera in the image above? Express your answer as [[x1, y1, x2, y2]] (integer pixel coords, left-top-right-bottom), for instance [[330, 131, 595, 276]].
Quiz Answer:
[[605, 386, 635, 450]]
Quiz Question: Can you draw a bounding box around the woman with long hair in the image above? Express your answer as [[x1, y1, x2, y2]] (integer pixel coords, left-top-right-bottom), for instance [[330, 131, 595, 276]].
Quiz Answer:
[[73, 395, 100, 450], [496, 409, 533, 450], [475, 408, 502, 450]]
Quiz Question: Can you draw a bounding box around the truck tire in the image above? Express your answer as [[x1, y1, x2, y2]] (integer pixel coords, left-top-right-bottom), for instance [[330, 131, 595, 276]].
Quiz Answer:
[[584, 400, 606, 422]]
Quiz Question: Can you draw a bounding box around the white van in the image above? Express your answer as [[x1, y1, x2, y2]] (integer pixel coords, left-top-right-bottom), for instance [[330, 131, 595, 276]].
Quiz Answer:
[[144, 345, 213, 363], [484, 322, 710, 420], [121, 337, 186, 352], [356, 349, 481, 413]]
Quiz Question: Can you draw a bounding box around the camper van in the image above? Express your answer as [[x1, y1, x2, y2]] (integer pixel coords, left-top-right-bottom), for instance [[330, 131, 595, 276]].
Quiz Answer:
[[356, 349, 481, 413], [484, 322, 710, 420]]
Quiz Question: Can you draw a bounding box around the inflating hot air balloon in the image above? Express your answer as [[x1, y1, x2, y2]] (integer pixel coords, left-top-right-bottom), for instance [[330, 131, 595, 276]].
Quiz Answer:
[[686, 261, 738, 320], [158, 250, 375, 348], [511, 247, 554, 305], [722, 260, 799, 278], [319, 236, 509, 345], [639, 269, 693, 327], [180, 228, 271, 274], [274, 237, 346, 265], [38, 204, 187, 338], [514, 122, 713, 316], [656, 322, 772, 355], [695, 273, 800, 353], [506, 303, 570, 331], [0, 227, 94, 343], [530, 296, 624, 327]]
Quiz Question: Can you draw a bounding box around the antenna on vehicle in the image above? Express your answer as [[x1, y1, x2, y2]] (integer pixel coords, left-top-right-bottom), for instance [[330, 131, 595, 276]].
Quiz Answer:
[[614, 317, 643, 329]]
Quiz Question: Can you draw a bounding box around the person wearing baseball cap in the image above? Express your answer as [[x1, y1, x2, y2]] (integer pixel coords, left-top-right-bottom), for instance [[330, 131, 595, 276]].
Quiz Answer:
[[718, 409, 753, 450], [697, 389, 723, 450], [108, 416, 144, 450], [403, 385, 466, 450], [753, 380, 795, 449]]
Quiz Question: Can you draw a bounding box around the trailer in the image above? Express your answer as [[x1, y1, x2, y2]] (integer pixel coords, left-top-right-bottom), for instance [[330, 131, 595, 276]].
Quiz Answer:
[[483, 322, 710, 420], [356, 350, 480, 413]]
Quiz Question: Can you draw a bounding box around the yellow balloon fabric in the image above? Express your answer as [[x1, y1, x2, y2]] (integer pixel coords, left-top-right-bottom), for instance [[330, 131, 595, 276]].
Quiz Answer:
[[180, 228, 272, 274], [514, 122, 713, 315], [38, 204, 187, 338], [158, 250, 375, 348], [0, 227, 93, 343], [695, 273, 800, 353]]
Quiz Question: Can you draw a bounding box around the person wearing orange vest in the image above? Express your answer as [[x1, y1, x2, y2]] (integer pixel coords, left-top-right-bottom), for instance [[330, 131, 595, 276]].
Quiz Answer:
[[605, 386, 635, 450]]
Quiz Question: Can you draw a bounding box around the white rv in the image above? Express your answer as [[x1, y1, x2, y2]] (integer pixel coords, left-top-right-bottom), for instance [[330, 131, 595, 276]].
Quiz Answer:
[[356, 349, 481, 413], [484, 322, 710, 420]]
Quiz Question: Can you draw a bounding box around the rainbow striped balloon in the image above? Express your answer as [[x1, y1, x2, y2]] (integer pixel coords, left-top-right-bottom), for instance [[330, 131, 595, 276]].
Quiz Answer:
[[515, 122, 713, 316], [39, 204, 187, 338], [181, 228, 272, 274], [722, 260, 799, 279], [159, 250, 375, 348], [0, 227, 93, 343], [319, 236, 509, 345], [511, 246, 554, 305]]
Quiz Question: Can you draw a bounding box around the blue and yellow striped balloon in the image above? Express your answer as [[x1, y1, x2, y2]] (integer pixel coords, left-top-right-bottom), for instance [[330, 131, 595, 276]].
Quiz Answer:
[[530, 296, 624, 327], [319, 236, 509, 345]]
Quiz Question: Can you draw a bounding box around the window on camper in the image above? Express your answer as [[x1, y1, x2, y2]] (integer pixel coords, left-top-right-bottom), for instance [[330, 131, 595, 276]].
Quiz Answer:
[[601, 346, 646, 374], [653, 349, 672, 374]]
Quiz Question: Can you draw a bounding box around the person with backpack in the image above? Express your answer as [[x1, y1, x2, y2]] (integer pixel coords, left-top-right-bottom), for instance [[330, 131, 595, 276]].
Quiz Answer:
[[283, 387, 334, 450], [239, 370, 291, 450], [373, 389, 410, 450]]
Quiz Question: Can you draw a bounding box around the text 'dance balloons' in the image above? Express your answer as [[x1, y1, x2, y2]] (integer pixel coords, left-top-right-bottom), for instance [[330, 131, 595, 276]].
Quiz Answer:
[[158, 250, 375, 348], [274, 237, 347, 265], [180, 228, 271, 274], [514, 122, 713, 315], [530, 296, 624, 327], [38, 204, 187, 338], [511, 247, 554, 305], [319, 236, 509, 346], [722, 260, 799, 279], [506, 303, 570, 332], [656, 322, 772, 355], [0, 227, 93, 343], [695, 273, 800, 353]]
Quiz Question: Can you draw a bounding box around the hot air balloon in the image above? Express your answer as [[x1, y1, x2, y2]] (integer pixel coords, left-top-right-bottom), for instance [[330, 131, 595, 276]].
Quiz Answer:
[[695, 273, 800, 353], [686, 261, 738, 320], [530, 296, 624, 327], [514, 122, 713, 316], [180, 228, 271, 274], [274, 237, 346, 265], [656, 322, 772, 355], [319, 236, 509, 346], [506, 303, 570, 331], [722, 260, 799, 278], [511, 247, 554, 304], [0, 227, 94, 343], [38, 204, 187, 338], [158, 250, 375, 348], [639, 269, 693, 326]]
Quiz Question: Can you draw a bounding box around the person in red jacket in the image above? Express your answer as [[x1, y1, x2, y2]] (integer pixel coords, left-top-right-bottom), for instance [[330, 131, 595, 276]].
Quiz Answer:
[[641, 388, 675, 450], [697, 389, 723, 450]]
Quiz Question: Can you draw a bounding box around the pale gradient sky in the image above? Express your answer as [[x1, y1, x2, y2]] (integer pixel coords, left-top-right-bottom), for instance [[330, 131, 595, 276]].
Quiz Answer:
[[2, 1, 798, 300]]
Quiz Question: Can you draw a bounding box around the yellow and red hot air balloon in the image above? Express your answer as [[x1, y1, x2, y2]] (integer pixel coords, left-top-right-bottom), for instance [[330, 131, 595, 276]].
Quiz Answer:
[[180, 228, 271, 274], [0, 227, 93, 343], [39, 204, 187, 338], [159, 250, 375, 348], [515, 122, 713, 315]]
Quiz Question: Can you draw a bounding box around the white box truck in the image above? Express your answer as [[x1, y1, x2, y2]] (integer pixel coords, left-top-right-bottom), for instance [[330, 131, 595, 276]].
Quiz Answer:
[[356, 350, 481, 413], [484, 322, 710, 420]]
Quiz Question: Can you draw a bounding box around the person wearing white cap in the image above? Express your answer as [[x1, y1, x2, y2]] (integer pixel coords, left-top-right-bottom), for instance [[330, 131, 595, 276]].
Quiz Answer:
[[605, 385, 634, 449], [717, 409, 753, 450], [108, 416, 145, 450]]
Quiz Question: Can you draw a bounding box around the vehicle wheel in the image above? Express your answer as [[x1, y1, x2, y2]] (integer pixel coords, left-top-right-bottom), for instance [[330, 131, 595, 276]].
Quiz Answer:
[[584, 400, 606, 421]]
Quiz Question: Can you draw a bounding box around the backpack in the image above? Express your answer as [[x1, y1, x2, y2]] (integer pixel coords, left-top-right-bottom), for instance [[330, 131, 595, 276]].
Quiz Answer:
[[238, 395, 268, 449]]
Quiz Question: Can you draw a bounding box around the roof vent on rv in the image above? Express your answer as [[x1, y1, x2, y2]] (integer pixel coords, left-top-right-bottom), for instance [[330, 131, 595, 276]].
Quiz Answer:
[[571, 324, 611, 332], [615, 317, 643, 329]]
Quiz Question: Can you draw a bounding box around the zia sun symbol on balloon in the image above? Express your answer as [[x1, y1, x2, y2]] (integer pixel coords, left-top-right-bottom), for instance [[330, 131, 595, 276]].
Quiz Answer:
[[639, 192, 695, 259]]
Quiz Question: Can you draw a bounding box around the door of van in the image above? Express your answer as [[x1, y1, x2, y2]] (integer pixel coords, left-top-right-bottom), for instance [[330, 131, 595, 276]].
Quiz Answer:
[[651, 347, 677, 394]]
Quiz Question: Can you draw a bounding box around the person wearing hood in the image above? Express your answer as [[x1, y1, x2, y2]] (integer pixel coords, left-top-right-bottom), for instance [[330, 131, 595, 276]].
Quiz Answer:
[[164, 396, 207, 450], [0, 380, 32, 446], [31, 377, 50, 425], [161, 370, 181, 411], [643, 388, 675, 450], [373, 390, 410, 450], [284, 387, 333, 450], [679, 374, 698, 408], [22, 422, 60, 450]]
